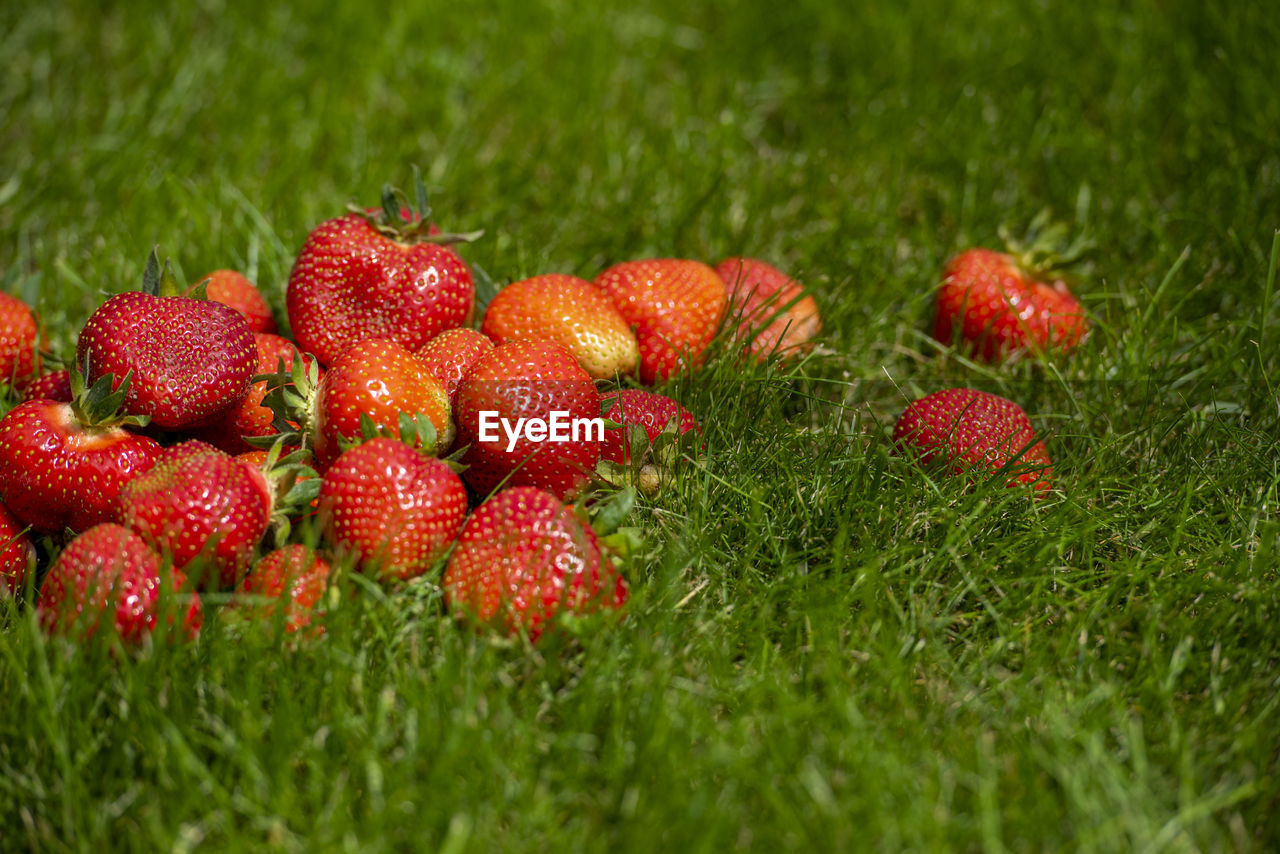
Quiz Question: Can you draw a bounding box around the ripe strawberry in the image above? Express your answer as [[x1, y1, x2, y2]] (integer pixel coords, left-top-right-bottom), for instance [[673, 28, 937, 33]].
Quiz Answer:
[[311, 338, 452, 471], [286, 191, 476, 367], [194, 270, 276, 334], [0, 291, 42, 391], [38, 523, 202, 643], [714, 257, 822, 361], [454, 341, 601, 500], [934, 249, 1086, 360], [196, 333, 318, 455], [22, 368, 72, 403], [0, 379, 162, 533], [76, 254, 256, 430], [594, 259, 727, 384], [892, 388, 1053, 491], [443, 486, 628, 641], [0, 502, 34, 597], [317, 437, 467, 581], [117, 441, 273, 589], [415, 327, 494, 408], [598, 389, 703, 496], [237, 544, 331, 633], [481, 274, 639, 380]]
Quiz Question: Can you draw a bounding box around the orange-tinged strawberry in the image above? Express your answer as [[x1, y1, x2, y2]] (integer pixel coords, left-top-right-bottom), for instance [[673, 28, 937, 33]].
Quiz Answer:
[[594, 259, 727, 384], [714, 257, 822, 360], [481, 274, 639, 379], [196, 333, 319, 455], [195, 270, 276, 334], [415, 327, 494, 408], [237, 544, 331, 633]]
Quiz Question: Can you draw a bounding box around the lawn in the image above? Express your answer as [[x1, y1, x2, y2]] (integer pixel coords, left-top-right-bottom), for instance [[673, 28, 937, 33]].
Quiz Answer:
[[2, 0, 1278, 850]]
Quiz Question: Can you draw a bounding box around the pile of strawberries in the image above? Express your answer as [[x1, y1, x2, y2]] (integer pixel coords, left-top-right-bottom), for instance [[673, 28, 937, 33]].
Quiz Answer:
[[0, 177, 1085, 647]]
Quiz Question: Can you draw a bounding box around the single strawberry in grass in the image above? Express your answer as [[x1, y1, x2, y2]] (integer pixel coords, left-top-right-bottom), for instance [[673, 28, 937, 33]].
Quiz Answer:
[[76, 250, 256, 430], [481, 274, 639, 380], [0, 370, 161, 534], [714, 257, 822, 361], [38, 523, 202, 643], [594, 258, 727, 384], [454, 341, 602, 501], [236, 544, 331, 633], [598, 389, 703, 496], [0, 291, 42, 391], [0, 502, 35, 597], [117, 440, 274, 589], [892, 388, 1053, 492], [415, 327, 494, 408], [193, 270, 276, 334], [443, 486, 628, 642], [286, 174, 480, 367], [22, 368, 72, 403], [317, 437, 467, 581]]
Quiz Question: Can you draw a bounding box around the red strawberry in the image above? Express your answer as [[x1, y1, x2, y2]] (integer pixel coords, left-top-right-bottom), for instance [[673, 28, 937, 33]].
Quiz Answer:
[[598, 389, 703, 496], [0, 391, 162, 534], [415, 327, 494, 408], [77, 256, 256, 430], [0, 502, 34, 597], [196, 332, 318, 455], [481, 274, 639, 379], [286, 198, 475, 367], [454, 341, 602, 500], [443, 486, 628, 641], [0, 291, 42, 391], [38, 523, 202, 643], [311, 338, 452, 471], [594, 259, 727, 383], [317, 437, 467, 581], [22, 368, 72, 403], [892, 388, 1053, 492], [117, 441, 273, 589], [237, 544, 330, 633], [194, 270, 276, 334], [714, 257, 822, 361], [934, 249, 1086, 360]]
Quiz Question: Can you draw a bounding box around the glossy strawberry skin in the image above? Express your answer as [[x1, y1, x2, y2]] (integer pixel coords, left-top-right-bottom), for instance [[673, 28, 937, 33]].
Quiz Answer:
[[197, 270, 276, 334], [594, 259, 727, 384], [600, 389, 702, 465], [117, 441, 273, 589], [934, 249, 1086, 361], [76, 292, 256, 430], [0, 502, 35, 597], [196, 333, 317, 455], [22, 369, 73, 403], [318, 438, 467, 581], [443, 486, 628, 641], [286, 213, 474, 368], [892, 388, 1052, 491], [0, 400, 163, 534], [237, 544, 331, 633], [415, 327, 494, 408], [38, 523, 202, 643], [0, 292, 41, 390], [312, 338, 452, 471], [481, 274, 639, 380], [714, 257, 822, 360], [454, 341, 602, 501]]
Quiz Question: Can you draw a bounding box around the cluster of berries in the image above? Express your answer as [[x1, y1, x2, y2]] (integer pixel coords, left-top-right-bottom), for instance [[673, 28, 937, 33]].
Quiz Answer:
[[0, 176, 1084, 647]]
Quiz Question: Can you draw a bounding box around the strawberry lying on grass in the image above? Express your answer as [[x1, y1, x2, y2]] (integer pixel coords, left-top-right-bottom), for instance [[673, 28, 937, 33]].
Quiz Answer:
[[0, 291, 43, 391], [714, 257, 822, 362], [0, 503, 35, 597], [236, 544, 331, 634], [194, 269, 276, 334], [598, 389, 703, 496]]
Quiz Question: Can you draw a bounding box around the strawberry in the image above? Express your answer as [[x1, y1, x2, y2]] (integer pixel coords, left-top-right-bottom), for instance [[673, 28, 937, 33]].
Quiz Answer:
[[0, 502, 34, 597], [481, 274, 639, 379], [311, 338, 452, 471], [196, 332, 318, 455], [38, 523, 202, 643], [415, 327, 494, 408], [0, 291, 42, 391], [454, 341, 602, 500], [76, 253, 256, 430], [22, 368, 72, 403], [442, 486, 628, 641], [194, 269, 277, 334], [891, 388, 1053, 492], [317, 437, 467, 581], [594, 258, 727, 384], [286, 180, 477, 367], [934, 248, 1086, 360], [598, 389, 703, 496], [0, 372, 162, 534], [237, 544, 331, 633], [117, 440, 274, 589], [714, 257, 822, 361]]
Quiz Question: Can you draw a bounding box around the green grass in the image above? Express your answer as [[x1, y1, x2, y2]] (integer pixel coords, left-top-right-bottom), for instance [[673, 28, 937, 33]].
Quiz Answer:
[[2, 0, 1279, 849]]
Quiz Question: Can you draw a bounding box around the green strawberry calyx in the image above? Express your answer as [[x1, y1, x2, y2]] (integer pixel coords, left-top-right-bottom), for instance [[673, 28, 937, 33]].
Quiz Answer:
[[68, 358, 150, 430], [348, 165, 484, 247], [998, 207, 1094, 281]]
